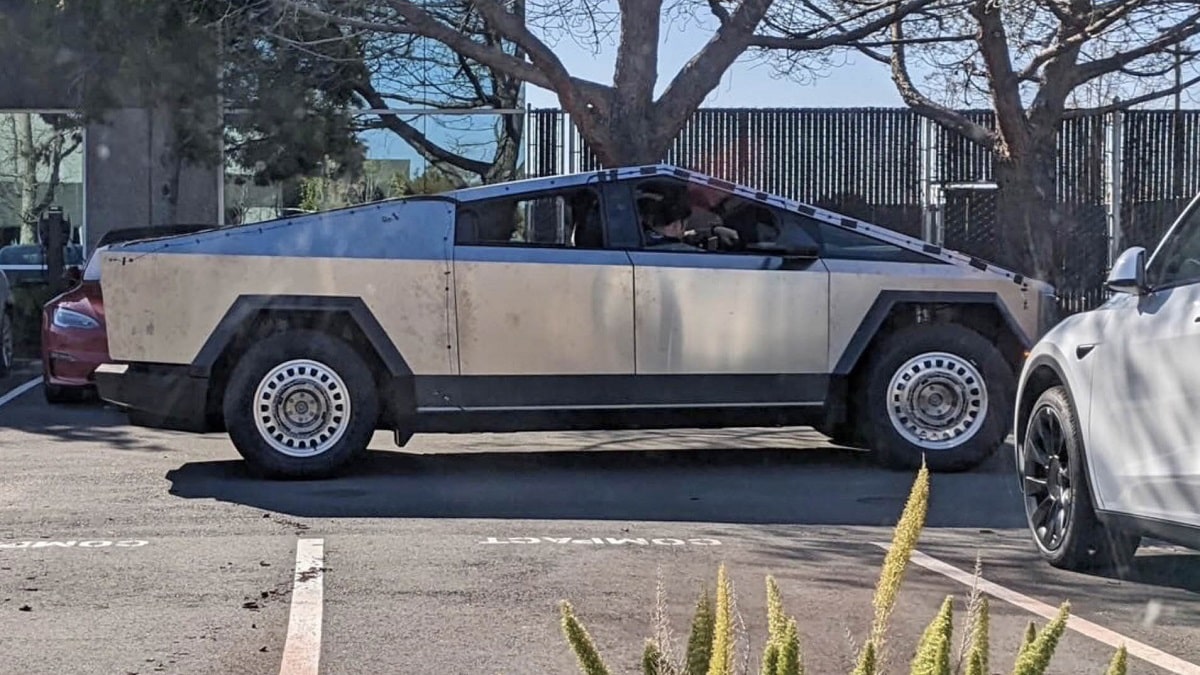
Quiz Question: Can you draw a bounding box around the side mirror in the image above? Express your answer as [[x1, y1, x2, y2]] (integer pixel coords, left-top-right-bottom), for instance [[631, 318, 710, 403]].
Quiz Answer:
[[1106, 246, 1147, 295]]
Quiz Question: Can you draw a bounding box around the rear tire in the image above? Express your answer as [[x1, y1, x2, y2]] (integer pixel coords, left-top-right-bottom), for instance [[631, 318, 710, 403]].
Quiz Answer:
[[1021, 386, 1140, 572], [44, 382, 89, 404], [862, 323, 1015, 472], [223, 330, 379, 479]]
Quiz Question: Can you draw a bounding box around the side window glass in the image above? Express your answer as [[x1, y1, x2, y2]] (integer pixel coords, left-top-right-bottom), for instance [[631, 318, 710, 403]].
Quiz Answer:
[[815, 221, 935, 263], [632, 178, 818, 255], [1148, 205, 1200, 288], [455, 188, 604, 249]]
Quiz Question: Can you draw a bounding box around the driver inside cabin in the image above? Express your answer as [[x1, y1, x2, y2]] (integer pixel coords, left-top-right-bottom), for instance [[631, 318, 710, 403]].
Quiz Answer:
[[637, 184, 741, 251]]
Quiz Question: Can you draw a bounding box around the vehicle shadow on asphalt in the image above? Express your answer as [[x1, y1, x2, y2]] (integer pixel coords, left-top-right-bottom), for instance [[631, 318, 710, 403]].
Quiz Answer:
[[0, 394, 191, 451], [164, 436, 1027, 529]]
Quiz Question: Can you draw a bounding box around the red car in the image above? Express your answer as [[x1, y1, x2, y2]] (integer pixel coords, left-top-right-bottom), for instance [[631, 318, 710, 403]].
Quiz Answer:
[[41, 225, 216, 403]]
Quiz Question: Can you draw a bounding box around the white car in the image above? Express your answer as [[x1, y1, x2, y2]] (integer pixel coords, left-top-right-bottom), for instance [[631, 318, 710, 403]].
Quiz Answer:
[[1015, 192, 1200, 570]]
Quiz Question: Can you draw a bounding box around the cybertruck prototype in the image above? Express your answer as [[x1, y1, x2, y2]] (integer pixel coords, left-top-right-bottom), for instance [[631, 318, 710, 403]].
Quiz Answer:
[[94, 165, 1056, 478]]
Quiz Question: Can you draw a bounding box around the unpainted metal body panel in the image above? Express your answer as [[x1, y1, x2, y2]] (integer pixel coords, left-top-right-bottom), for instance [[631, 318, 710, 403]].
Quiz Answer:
[[101, 253, 457, 375], [825, 259, 1041, 371], [453, 246, 635, 375], [101, 199, 457, 374], [628, 251, 830, 376]]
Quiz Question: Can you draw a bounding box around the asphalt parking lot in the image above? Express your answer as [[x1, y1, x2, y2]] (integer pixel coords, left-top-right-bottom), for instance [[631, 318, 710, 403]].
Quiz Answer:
[[2, 366, 1199, 675]]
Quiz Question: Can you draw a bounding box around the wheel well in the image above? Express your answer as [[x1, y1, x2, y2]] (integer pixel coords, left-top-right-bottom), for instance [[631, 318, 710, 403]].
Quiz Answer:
[[204, 309, 393, 427], [1014, 364, 1063, 447], [831, 302, 1026, 432]]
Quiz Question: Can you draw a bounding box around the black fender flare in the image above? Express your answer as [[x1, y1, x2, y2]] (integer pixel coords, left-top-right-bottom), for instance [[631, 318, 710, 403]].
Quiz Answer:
[[189, 295, 415, 422], [831, 290, 1033, 376]]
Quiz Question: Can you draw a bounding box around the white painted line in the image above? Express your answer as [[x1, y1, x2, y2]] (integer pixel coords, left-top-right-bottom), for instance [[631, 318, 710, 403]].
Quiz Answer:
[[873, 543, 1200, 675], [0, 377, 41, 409], [280, 538, 324, 675], [0, 539, 148, 549]]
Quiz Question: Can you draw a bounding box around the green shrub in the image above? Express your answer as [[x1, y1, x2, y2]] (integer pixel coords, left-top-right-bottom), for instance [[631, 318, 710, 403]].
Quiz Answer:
[[559, 461, 1128, 675], [9, 282, 57, 357]]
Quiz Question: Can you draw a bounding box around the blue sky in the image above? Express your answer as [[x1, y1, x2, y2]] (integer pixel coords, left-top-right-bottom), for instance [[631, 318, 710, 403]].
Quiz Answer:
[[360, 21, 907, 166]]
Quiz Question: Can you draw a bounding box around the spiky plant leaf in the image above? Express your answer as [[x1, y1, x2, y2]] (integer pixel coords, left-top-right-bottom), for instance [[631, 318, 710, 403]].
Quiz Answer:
[[964, 651, 984, 675], [1105, 646, 1128, 675], [766, 575, 786, 641], [644, 639, 666, 675], [1011, 602, 1070, 675], [686, 586, 715, 675], [707, 564, 736, 675], [776, 617, 802, 675], [955, 555, 985, 673], [870, 461, 931, 665], [761, 642, 780, 675], [560, 601, 612, 675], [852, 640, 877, 675], [967, 596, 989, 675], [910, 596, 953, 675]]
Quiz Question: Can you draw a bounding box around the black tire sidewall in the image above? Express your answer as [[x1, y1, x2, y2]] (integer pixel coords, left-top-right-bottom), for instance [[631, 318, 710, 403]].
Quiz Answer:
[[864, 323, 1015, 472], [223, 330, 379, 479], [1025, 386, 1138, 570]]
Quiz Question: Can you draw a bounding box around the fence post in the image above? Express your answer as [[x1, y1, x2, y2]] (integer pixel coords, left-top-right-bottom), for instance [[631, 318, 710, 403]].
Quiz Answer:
[[1105, 103, 1124, 267], [919, 115, 942, 244]]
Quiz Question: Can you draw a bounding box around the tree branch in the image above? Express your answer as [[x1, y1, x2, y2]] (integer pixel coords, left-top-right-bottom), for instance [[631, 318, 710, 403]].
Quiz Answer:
[[969, 0, 1030, 152], [706, 0, 731, 24], [465, 0, 614, 148], [890, 17, 996, 150], [1062, 72, 1200, 117], [750, 0, 941, 50], [1016, 0, 1145, 81], [655, 0, 773, 143], [1074, 11, 1200, 83], [353, 82, 492, 177]]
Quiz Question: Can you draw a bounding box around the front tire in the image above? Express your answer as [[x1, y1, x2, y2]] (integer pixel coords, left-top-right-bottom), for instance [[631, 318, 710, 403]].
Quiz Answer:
[[862, 323, 1015, 472], [223, 330, 379, 479], [1021, 386, 1139, 571]]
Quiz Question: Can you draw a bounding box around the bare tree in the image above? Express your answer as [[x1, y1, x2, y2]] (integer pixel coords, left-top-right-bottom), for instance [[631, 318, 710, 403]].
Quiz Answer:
[[348, 2, 526, 185], [1, 113, 82, 245], [213, 0, 526, 186], [278, 0, 939, 167], [770, 0, 1200, 282]]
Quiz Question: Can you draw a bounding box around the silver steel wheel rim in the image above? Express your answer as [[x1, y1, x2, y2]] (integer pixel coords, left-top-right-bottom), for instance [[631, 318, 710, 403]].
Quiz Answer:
[[1, 313, 11, 369], [886, 351, 988, 450], [253, 359, 351, 458]]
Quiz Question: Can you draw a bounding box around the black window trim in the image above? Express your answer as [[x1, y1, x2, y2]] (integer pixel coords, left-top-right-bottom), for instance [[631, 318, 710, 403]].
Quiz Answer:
[[1145, 193, 1200, 292]]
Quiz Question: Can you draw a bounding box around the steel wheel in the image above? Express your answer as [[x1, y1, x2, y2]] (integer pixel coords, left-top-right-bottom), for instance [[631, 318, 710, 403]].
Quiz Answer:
[[253, 359, 351, 457], [1023, 403, 1074, 551], [885, 351, 988, 450]]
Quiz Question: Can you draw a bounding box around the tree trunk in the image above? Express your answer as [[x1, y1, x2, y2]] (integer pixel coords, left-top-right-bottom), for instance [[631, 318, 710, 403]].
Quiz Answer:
[[17, 113, 38, 245], [993, 149, 1061, 285], [598, 115, 672, 167]]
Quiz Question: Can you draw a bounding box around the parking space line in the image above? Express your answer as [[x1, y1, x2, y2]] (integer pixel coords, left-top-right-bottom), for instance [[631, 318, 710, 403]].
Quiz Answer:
[[874, 543, 1200, 675], [280, 538, 325, 675], [0, 377, 41, 409]]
